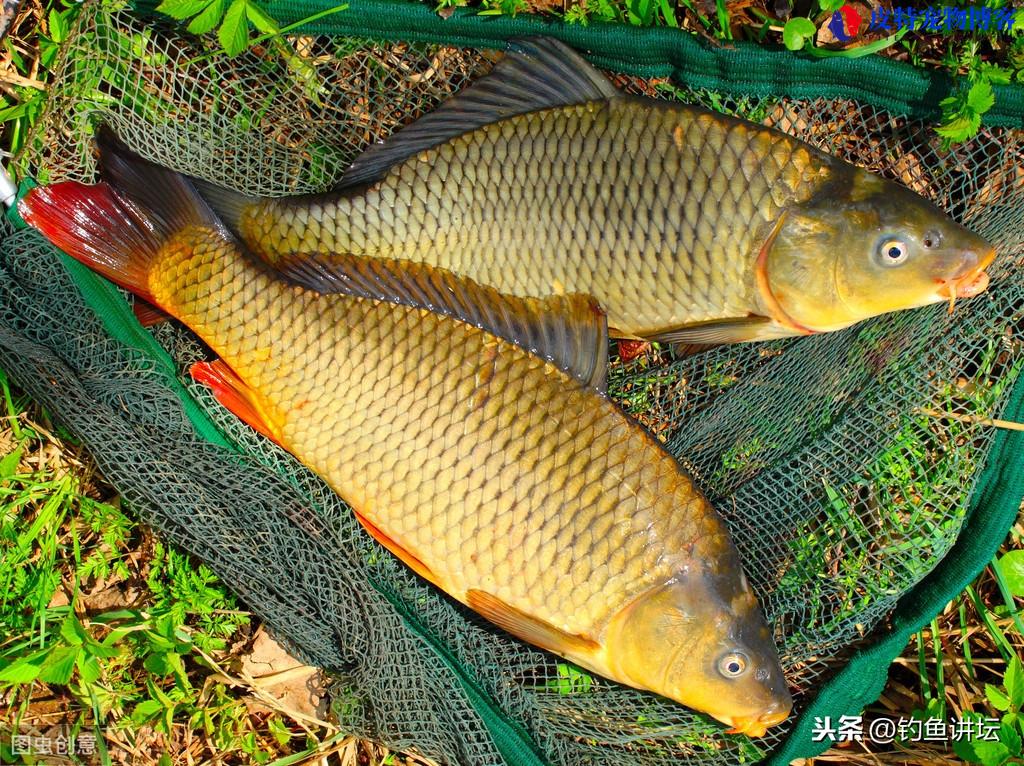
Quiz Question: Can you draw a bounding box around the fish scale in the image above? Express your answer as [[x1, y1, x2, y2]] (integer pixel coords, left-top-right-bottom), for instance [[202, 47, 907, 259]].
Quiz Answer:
[[197, 38, 993, 351], [242, 100, 829, 337], [147, 226, 726, 636]]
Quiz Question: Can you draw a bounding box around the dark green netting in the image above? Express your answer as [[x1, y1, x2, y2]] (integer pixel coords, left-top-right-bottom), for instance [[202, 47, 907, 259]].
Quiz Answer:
[[1, 2, 1023, 764]]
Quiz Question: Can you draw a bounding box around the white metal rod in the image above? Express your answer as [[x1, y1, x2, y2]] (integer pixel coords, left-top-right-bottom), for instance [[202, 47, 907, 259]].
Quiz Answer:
[[0, 163, 17, 209]]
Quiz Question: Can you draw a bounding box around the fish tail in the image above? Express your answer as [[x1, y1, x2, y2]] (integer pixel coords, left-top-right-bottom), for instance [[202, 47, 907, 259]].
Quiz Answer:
[[190, 176, 254, 239], [19, 126, 221, 305]]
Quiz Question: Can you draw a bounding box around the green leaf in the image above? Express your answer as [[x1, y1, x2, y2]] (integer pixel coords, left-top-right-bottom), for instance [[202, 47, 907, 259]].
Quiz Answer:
[[267, 715, 292, 746], [244, 0, 279, 34], [38, 645, 79, 685], [656, 0, 677, 27], [155, 0, 213, 19], [76, 653, 101, 685], [165, 651, 188, 686], [935, 112, 979, 141], [939, 94, 961, 110], [545, 663, 594, 695], [1005, 657, 1024, 707], [219, 0, 250, 56], [0, 99, 38, 124], [819, 0, 844, 10], [0, 446, 23, 479], [7, 39, 27, 72], [83, 637, 121, 660], [131, 699, 164, 724], [995, 551, 1024, 598], [967, 80, 995, 116], [60, 615, 87, 646], [954, 733, 976, 762], [0, 655, 44, 684], [186, 0, 225, 34], [1002, 722, 1022, 757], [782, 17, 816, 51], [143, 630, 176, 653], [48, 8, 68, 43], [979, 64, 1013, 86], [40, 40, 60, 70], [144, 652, 173, 676], [972, 740, 1010, 766], [148, 678, 177, 708], [988, 683, 1013, 712]]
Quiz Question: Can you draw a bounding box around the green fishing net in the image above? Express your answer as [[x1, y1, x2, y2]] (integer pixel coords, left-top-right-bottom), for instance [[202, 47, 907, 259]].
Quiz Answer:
[[1, 2, 1023, 763]]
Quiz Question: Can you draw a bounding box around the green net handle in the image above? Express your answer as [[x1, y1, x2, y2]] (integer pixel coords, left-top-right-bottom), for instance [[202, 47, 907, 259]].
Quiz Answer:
[[235, 0, 1024, 126]]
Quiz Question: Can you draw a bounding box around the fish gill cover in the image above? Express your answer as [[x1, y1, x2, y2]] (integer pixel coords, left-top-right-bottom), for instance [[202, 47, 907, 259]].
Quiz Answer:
[[1, 2, 1023, 764]]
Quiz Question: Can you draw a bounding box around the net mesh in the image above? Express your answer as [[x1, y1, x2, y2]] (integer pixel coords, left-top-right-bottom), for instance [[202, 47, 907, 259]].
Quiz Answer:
[[2, 4, 1023, 764]]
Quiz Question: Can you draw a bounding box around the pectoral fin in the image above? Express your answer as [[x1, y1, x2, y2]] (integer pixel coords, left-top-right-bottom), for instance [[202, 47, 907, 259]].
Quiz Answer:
[[650, 316, 799, 345], [467, 589, 599, 657], [274, 254, 609, 391]]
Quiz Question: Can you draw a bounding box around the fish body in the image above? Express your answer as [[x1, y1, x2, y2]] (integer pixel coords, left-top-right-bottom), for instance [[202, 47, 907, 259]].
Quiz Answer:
[[23, 135, 792, 735], [198, 38, 995, 345]]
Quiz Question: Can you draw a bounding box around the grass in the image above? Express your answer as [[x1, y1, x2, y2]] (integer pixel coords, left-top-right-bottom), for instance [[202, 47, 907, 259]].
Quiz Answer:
[[0, 377, 439, 763], [1, 0, 1023, 764], [774, 336, 1024, 644]]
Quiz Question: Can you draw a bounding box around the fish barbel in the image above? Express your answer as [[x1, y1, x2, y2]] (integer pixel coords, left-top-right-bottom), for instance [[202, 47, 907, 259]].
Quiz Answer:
[[195, 38, 996, 345], [22, 134, 792, 736]]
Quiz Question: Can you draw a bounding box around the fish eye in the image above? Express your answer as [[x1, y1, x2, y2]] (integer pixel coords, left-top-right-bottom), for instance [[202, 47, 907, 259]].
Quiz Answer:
[[922, 230, 942, 249], [876, 238, 909, 266], [718, 651, 749, 678]]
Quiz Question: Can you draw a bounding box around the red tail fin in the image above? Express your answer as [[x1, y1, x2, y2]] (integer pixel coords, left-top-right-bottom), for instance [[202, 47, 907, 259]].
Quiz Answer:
[[18, 127, 225, 306], [20, 182, 160, 304]]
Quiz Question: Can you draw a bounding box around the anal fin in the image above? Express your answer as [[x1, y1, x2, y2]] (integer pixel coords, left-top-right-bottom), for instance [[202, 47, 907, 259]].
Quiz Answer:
[[670, 342, 717, 358], [133, 298, 174, 327], [467, 588, 599, 657], [190, 360, 281, 446]]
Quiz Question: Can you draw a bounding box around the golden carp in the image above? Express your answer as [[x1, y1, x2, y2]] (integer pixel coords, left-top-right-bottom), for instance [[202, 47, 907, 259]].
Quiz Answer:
[[23, 133, 792, 736], [194, 38, 996, 345], [22, 136, 790, 737]]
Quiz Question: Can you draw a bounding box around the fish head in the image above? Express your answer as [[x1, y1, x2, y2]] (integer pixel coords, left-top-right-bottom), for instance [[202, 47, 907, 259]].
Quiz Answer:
[[604, 562, 791, 737], [760, 171, 996, 334]]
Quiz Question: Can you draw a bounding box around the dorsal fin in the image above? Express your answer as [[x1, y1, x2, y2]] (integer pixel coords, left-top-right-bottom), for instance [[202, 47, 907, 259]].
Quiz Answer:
[[338, 37, 619, 189], [275, 252, 609, 391]]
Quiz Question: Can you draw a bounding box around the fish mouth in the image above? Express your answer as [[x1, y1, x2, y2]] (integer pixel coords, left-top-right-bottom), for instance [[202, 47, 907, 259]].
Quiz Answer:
[[719, 707, 791, 738], [937, 247, 996, 312]]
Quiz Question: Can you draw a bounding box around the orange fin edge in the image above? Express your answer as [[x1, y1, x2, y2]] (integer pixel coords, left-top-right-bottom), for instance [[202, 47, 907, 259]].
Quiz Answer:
[[353, 509, 439, 587], [467, 588, 599, 656], [189, 360, 281, 446]]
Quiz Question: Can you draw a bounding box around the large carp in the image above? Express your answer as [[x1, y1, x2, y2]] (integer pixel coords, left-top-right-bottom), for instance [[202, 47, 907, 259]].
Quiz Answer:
[[194, 38, 995, 344]]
